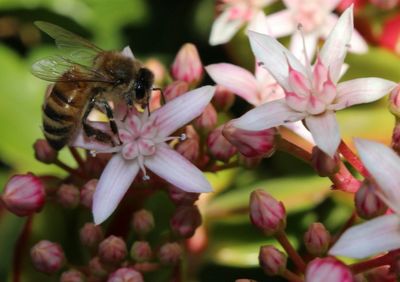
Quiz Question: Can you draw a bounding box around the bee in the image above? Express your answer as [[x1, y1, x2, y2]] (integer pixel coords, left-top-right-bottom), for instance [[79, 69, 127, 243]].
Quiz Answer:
[[32, 21, 157, 150]]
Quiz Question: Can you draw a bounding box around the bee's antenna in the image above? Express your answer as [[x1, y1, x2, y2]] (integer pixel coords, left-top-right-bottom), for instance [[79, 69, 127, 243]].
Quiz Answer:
[[152, 87, 166, 105]]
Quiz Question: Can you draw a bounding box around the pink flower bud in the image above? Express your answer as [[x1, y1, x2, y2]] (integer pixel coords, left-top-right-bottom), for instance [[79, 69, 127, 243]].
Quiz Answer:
[[390, 86, 400, 118], [355, 180, 387, 219], [60, 269, 85, 282], [171, 43, 203, 85], [193, 103, 217, 132], [249, 190, 286, 235], [80, 179, 97, 209], [304, 222, 331, 256], [238, 154, 262, 168], [132, 209, 155, 236], [2, 173, 45, 216], [98, 236, 127, 265], [144, 58, 166, 86], [259, 245, 287, 276], [33, 139, 58, 164], [170, 205, 202, 238], [30, 240, 65, 274], [370, 0, 398, 9], [108, 267, 144, 282], [158, 242, 182, 265], [223, 122, 277, 158], [311, 146, 340, 177], [89, 257, 108, 279], [176, 126, 200, 163], [168, 185, 199, 205], [57, 184, 80, 209], [305, 257, 354, 282], [207, 125, 237, 162], [80, 222, 104, 249], [164, 80, 190, 102], [130, 241, 152, 262], [212, 85, 235, 111]]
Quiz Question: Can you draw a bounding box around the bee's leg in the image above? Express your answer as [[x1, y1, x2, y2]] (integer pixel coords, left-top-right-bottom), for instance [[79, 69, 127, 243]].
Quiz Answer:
[[153, 87, 165, 105], [97, 100, 122, 145], [82, 98, 115, 146]]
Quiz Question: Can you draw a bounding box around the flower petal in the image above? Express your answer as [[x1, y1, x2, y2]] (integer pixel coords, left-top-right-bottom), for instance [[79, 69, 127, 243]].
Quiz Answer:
[[205, 63, 259, 105], [248, 30, 306, 91], [331, 78, 397, 110], [70, 122, 117, 152], [329, 214, 400, 258], [209, 10, 244, 46], [121, 46, 135, 58], [289, 32, 318, 65], [349, 29, 368, 54], [262, 9, 295, 37], [153, 86, 215, 138], [319, 6, 353, 83], [145, 144, 212, 193], [305, 111, 340, 157], [232, 98, 306, 130], [355, 138, 400, 213], [92, 154, 139, 224]]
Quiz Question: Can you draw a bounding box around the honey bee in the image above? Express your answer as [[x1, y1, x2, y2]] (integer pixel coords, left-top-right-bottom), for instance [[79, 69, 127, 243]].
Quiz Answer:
[[32, 21, 157, 150]]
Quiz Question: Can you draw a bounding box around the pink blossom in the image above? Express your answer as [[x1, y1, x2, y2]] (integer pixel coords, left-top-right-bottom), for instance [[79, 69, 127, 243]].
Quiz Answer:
[[305, 257, 354, 282]]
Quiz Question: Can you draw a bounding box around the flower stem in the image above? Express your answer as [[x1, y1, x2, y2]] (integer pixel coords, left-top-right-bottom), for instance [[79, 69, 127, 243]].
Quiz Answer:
[[68, 147, 85, 168], [329, 162, 361, 193], [338, 140, 369, 178], [282, 269, 304, 282], [350, 252, 395, 274], [13, 216, 33, 282], [53, 159, 85, 180], [275, 230, 306, 273]]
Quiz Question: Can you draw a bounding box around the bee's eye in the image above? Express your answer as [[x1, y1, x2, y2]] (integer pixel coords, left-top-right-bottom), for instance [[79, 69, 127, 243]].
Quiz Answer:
[[135, 83, 145, 100]]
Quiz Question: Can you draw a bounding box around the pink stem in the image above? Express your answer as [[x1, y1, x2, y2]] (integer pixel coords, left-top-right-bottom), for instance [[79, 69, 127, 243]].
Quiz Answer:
[[338, 140, 369, 178]]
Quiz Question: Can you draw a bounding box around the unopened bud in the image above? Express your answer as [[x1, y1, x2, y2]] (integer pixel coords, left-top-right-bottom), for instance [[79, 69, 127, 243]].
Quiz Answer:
[[238, 154, 262, 169], [164, 80, 190, 102], [305, 257, 354, 282], [57, 184, 80, 209], [249, 190, 286, 235], [158, 242, 182, 265], [145, 58, 166, 86], [170, 205, 202, 238], [132, 209, 155, 236], [392, 122, 400, 154], [60, 269, 85, 282], [223, 122, 277, 158], [108, 267, 144, 282], [390, 85, 400, 117], [98, 235, 127, 265], [30, 240, 65, 274], [130, 241, 152, 262], [176, 126, 199, 162], [171, 43, 203, 85], [88, 257, 107, 279], [193, 103, 217, 132], [311, 146, 340, 177], [168, 185, 199, 205], [259, 245, 287, 276], [207, 125, 237, 162], [80, 179, 97, 208], [33, 139, 58, 164], [304, 222, 331, 256], [2, 173, 45, 216], [364, 266, 396, 282], [212, 85, 235, 111], [355, 180, 387, 219], [80, 222, 104, 249]]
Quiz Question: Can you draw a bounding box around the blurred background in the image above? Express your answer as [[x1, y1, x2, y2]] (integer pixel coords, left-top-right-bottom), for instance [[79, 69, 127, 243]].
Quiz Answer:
[[1, 0, 400, 281]]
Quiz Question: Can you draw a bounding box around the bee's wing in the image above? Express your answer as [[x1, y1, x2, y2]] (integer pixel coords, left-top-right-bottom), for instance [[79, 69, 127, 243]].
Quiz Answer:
[[31, 55, 113, 83], [35, 21, 103, 65]]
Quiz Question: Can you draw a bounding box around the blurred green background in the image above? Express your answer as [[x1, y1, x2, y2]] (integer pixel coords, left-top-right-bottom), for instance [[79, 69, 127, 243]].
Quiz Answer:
[[1, 0, 400, 281]]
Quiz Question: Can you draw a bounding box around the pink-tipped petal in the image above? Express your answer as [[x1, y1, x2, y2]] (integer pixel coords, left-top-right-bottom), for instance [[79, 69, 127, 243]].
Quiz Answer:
[[262, 10, 296, 37], [232, 99, 306, 131], [248, 31, 306, 91], [320, 6, 353, 83], [92, 155, 139, 224], [331, 78, 397, 110], [205, 63, 259, 105], [288, 65, 311, 96], [209, 10, 244, 46], [329, 214, 400, 258], [355, 139, 400, 213], [145, 144, 212, 193], [152, 86, 215, 138], [305, 111, 340, 157]]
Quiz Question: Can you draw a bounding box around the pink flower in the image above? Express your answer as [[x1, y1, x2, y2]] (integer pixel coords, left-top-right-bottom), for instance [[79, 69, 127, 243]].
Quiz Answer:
[[305, 257, 354, 282], [73, 86, 215, 224], [171, 43, 203, 85], [231, 6, 396, 157], [259, 0, 367, 60], [209, 0, 276, 45], [329, 139, 400, 258]]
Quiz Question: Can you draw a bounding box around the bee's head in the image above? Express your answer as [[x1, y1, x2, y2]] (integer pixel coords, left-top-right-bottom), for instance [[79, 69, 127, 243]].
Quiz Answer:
[[131, 67, 154, 106]]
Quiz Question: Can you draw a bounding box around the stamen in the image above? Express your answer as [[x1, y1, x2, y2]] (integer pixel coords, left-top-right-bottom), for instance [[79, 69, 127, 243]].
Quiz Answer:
[[164, 133, 187, 142], [297, 23, 313, 81], [90, 150, 97, 157], [138, 155, 150, 181]]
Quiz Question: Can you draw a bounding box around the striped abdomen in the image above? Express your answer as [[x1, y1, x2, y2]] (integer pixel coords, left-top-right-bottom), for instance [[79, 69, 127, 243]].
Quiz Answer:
[[42, 82, 88, 150]]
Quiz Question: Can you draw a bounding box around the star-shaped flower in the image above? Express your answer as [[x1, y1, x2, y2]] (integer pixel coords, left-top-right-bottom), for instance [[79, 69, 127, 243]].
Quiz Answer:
[[230, 6, 396, 157]]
